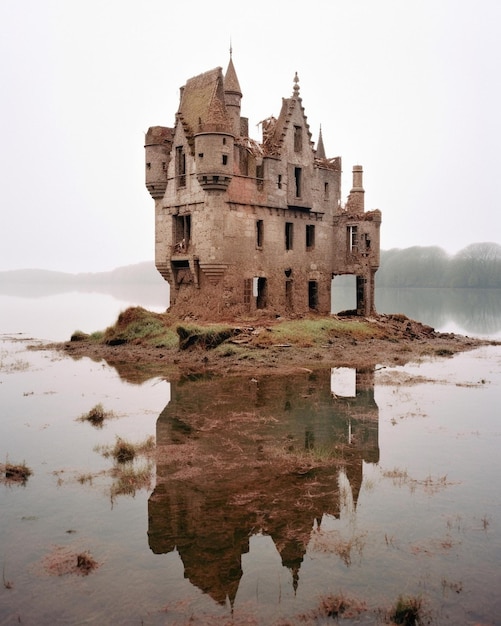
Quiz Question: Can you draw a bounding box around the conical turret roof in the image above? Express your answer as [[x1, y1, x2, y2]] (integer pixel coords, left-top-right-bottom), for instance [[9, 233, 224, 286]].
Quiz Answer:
[[224, 53, 242, 96]]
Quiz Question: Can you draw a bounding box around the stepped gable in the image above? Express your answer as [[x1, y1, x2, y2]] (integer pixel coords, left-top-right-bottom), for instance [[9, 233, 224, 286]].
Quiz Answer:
[[262, 73, 313, 157]]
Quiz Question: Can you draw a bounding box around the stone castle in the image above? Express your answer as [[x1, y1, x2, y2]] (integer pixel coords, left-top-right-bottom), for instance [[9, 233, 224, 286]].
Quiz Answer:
[[145, 54, 381, 318]]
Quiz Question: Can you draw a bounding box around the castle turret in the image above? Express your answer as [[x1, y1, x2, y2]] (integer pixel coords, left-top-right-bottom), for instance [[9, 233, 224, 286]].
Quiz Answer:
[[145, 126, 173, 199], [193, 69, 234, 191], [224, 49, 242, 138]]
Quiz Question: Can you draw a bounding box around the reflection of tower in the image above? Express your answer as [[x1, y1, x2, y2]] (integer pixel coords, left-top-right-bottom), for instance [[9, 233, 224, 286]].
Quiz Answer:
[[147, 367, 379, 604]]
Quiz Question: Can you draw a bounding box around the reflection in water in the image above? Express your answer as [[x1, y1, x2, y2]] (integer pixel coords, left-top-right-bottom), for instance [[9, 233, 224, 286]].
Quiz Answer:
[[332, 285, 501, 337], [376, 287, 501, 336], [148, 368, 378, 606]]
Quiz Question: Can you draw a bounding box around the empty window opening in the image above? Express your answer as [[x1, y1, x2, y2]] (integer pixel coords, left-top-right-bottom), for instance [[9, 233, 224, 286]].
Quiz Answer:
[[173, 214, 191, 253], [306, 224, 315, 250], [348, 225, 358, 252], [256, 277, 267, 309], [294, 167, 302, 197], [256, 219, 264, 248], [324, 182, 329, 198], [294, 125, 302, 152], [176, 146, 186, 187], [222, 137, 227, 145], [278, 174, 282, 189], [172, 260, 192, 286], [146, 162, 151, 170], [222, 154, 228, 165], [308, 280, 318, 310], [285, 222, 294, 250], [162, 162, 167, 171]]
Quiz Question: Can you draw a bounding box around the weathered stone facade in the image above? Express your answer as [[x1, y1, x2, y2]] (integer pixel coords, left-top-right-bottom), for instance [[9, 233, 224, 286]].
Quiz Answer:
[[145, 55, 381, 318]]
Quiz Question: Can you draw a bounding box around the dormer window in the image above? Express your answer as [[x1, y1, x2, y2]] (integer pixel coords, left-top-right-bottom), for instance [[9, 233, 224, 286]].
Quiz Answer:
[[294, 125, 302, 152]]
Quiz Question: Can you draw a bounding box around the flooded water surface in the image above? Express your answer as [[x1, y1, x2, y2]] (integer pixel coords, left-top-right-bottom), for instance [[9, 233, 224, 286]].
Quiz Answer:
[[1, 289, 501, 624]]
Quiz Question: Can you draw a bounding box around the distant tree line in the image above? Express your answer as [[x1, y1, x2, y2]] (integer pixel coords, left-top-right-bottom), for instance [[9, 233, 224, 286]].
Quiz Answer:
[[377, 242, 501, 288]]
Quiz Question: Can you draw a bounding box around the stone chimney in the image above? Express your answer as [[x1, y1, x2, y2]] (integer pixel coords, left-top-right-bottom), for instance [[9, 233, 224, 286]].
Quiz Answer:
[[346, 165, 365, 213]]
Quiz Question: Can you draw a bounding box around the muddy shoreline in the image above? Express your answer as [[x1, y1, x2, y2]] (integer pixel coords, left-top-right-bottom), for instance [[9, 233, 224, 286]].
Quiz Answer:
[[46, 312, 498, 380]]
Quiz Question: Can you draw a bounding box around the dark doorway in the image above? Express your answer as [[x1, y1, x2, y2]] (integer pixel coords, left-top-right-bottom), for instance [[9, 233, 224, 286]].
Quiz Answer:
[[257, 277, 267, 309]]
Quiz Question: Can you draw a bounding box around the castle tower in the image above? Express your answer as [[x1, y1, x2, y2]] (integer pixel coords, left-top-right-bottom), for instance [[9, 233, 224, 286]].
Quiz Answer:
[[223, 48, 242, 138]]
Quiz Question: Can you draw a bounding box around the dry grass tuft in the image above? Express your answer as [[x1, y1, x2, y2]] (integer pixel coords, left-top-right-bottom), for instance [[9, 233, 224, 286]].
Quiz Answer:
[[40, 546, 99, 577], [389, 594, 424, 625], [96, 435, 155, 464], [78, 403, 115, 428], [299, 592, 368, 621], [2, 461, 32, 484]]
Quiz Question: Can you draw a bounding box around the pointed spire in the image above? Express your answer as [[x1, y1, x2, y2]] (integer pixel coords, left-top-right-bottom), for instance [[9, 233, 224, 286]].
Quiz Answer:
[[316, 125, 326, 159], [224, 46, 242, 96], [293, 72, 300, 98]]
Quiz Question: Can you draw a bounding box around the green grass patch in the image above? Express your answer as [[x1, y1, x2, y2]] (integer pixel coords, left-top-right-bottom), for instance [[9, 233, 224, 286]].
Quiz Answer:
[[100, 307, 177, 348], [269, 317, 376, 347]]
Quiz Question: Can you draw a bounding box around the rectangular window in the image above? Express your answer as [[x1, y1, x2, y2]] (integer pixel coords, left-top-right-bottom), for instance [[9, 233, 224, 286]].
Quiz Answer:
[[285, 222, 293, 250], [222, 154, 228, 165], [277, 174, 282, 189], [176, 146, 186, 188], [294, 125, 302, 152], [256, 220, 263, 248], [173, 214, 191, 253], [306, 224, 315, 250], [348, 225, 358, 252], [308, 281, 318, 310], [294, 167, 302, 198], [324, 182, 329, 198]]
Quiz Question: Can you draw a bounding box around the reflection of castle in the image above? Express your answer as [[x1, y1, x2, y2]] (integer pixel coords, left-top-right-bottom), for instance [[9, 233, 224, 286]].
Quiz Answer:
[[148, 368, 378, 605]]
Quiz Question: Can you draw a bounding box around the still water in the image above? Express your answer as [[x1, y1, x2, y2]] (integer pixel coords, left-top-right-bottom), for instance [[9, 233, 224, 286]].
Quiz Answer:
[[1, 285, 500, 624]]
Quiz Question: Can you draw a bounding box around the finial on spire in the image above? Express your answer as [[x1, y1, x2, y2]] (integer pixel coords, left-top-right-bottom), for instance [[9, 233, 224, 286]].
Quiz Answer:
[[293, 72, 300, 97], [229, 38, 233, 58]]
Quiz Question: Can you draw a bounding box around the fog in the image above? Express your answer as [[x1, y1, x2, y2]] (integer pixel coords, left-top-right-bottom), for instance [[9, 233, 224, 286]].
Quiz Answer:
[[1, 0, 500, 272]]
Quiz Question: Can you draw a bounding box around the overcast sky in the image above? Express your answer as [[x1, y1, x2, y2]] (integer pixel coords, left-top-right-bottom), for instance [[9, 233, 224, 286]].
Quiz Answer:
[[1, 0, 499, 273]]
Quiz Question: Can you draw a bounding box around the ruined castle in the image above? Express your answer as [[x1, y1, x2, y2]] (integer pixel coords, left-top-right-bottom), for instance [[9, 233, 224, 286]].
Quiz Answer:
[[145, 54, 381, 318]]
